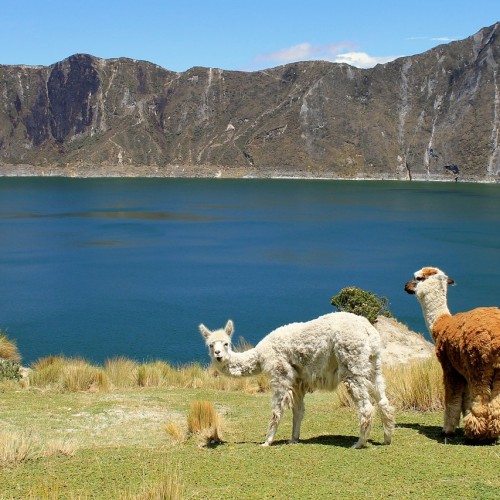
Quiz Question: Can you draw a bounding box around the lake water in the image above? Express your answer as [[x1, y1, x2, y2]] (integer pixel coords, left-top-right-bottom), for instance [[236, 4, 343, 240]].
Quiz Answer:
[[1, 177, 500, 366]]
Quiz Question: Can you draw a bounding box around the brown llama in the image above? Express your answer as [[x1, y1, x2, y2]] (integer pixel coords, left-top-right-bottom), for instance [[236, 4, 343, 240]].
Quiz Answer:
[[405, 266, 500, 443]]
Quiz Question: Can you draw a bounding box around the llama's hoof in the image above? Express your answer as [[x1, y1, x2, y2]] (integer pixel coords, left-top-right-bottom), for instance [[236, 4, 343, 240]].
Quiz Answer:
[[351, 441, 367, 449], [260, 441, 271, 447], [440, 430, 456, 437], [287, 439, 299, 444]]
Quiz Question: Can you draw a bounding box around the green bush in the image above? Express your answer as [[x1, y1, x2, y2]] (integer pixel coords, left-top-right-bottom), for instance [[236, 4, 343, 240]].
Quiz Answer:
[[331, 286, 392, 324], [0, 359, 21, 381]]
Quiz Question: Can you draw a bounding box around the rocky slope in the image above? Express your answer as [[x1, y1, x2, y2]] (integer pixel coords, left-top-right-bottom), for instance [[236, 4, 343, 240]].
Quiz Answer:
[[1, 23, 499, 181], [374, 316, 434, 365]]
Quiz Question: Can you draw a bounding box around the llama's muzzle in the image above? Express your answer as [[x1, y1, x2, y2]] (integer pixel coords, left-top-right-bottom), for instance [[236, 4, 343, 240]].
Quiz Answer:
[[404, 280, 417, 294]]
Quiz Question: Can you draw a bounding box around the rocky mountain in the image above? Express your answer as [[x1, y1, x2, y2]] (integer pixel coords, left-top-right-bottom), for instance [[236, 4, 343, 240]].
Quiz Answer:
[[1, 22, 499, 181]]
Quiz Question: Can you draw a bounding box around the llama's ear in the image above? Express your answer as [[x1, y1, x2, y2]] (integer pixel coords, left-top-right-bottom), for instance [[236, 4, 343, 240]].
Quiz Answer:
[[199, 324, 211, 339], [225, 319, 234, 337], [447, 277, 456, 286]]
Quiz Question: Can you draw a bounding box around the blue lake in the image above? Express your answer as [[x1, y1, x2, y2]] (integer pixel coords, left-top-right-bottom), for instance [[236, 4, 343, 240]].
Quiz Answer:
[[1, 177, 500, 366]]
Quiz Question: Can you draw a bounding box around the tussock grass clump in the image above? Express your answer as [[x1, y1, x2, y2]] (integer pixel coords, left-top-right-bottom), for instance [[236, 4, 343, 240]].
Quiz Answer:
[[134, 472, 185, 500], [137, 363, 162, 387], [164, 421, 186, 444], [30, 356, 110, 392], [43, 437, 77, 458], [29, 356, 66, 387], [119, 468, 185, 500], [0, 430, 41, 466], [0, 430, 77, 467], [0, 330, 21, 362], [385, 357, 444, 411], [105, 356, 139, 388], [187, 400, 224, 446], [137, 360, 175, 387]]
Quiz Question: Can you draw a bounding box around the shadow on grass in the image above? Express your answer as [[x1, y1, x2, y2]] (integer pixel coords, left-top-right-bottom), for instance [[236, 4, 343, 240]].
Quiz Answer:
[[398, 423, 498, 446], [235, 435, 386, 448]]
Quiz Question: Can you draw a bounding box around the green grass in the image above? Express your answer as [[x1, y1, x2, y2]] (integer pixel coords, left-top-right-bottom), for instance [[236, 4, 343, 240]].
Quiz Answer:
[[0, 385, 498, 499]]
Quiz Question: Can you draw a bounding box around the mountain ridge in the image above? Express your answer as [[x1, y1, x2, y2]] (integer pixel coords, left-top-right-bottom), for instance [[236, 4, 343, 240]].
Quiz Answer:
[[1, 22, 499, 181]]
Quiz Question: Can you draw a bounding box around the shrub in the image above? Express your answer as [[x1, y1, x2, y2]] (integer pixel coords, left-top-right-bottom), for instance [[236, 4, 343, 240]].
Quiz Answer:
[[331, 286, 392, 324], [0, 331, 21, 362], [0, 360, 21, 381]]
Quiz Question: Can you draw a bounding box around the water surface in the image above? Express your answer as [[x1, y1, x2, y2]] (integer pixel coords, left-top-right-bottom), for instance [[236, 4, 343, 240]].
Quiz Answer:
[[1, 178, 499, 365]]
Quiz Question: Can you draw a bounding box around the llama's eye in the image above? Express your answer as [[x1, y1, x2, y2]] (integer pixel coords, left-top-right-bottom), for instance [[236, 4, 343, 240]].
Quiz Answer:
[[224, 343, 229, 348], [209, 344, 214, 349], [416, 276, 424, 281]]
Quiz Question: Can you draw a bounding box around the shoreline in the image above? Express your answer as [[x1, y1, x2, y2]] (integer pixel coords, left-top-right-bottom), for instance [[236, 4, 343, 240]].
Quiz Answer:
[[1, 163, 499, 183]]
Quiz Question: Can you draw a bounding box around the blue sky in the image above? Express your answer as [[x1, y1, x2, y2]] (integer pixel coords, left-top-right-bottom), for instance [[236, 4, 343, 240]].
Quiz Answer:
[[2, 0, 499, 71]]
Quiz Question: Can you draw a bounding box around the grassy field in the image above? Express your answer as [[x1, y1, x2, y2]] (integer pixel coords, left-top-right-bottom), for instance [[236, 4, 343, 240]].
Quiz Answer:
[[0, 360, 499, 499]]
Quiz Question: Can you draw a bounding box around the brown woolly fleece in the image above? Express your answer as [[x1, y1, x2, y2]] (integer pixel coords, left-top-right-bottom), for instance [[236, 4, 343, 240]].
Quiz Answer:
[[433, 307, 500, 440], [433, 308, 500, 372]]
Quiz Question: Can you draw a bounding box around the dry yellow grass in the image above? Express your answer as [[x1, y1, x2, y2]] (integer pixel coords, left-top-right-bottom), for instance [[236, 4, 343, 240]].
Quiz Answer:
[[125, 468, 185, 500], [385, 357, 444, 411], [0, 430, 41, 466], [164, 421, 186, 444], [0, 330, 21, 362], [187, 400, 224, 446], [30, 356, 110, 392], [0, 430, 78, 467], [25, 355, 443, 414], [327, 357, 444, 412], [105, 357, 139, 388]]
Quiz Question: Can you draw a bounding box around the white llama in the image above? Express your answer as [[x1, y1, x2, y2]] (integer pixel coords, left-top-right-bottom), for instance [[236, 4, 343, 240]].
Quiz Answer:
[[199, 313, 395, 448]]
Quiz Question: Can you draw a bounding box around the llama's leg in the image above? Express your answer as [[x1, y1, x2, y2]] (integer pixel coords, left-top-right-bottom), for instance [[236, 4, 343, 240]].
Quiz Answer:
[[262, 385, 293, 446], [441, 366, 467, 436], [290, 387, 305, 444], [461, 383, 471, 418], [462, 368, 493, 441], [371, 359, 395, 445], [487, 369, 500, 439], [344, 376, 375, 449]]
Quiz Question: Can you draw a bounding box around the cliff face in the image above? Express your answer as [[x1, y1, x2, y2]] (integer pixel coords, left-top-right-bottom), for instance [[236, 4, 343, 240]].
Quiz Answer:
[[1, 23, 499, 180]]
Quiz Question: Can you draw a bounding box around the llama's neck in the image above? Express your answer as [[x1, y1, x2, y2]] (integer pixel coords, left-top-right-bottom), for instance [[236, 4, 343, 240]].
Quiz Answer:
[[221, 348, 262, 377], [417, 288, 451, 337]]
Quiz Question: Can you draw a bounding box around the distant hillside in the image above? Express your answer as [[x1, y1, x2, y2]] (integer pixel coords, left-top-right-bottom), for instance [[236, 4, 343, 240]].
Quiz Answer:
[[1, 22, 499, 181]]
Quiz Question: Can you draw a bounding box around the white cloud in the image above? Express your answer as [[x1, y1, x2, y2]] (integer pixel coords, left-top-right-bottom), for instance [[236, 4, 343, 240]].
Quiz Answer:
[[406, 35, 459, 43], [332, 52, 400, 68], [263, 43, 318, 63], [254, 42, 400, 69], [430, 37, 458, 42]]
